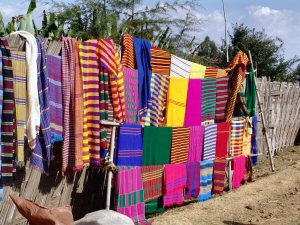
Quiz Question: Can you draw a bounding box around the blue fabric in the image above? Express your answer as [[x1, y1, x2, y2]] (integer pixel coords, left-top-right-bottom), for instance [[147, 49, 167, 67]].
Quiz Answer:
[[198, 160, 214, 202], [0, 49, 3, 202], [251, 116, 259, 165], [134, 37, 152, 118]]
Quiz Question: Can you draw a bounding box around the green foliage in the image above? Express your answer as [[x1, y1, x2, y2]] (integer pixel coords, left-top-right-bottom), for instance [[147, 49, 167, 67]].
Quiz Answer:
[[0, 12, 5, 36], [19, 0, 37, 35]]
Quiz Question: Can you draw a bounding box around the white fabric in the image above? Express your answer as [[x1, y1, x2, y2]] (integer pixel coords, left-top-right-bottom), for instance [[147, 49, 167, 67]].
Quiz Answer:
[[170, 55, 192, 78]]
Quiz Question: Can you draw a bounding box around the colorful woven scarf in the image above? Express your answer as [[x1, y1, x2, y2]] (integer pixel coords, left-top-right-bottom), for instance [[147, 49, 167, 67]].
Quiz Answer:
[[243, 118, 252, 156], [31, 37, 52, 174], [116, 124, 143, 166], [251, 116, 259, 165], [164, 163, 187, 207], [11, 51, 26, 163], [199, 159, 214, 201], [203, 124, 217, 161], [202, 78, 216, 121], [121, 34, 136, 69], [188, 126, 205, 163], [185, 79, 202, 126], [123, 67, 139, 124], [215, 76, 229, 121], [245, 70, 257, 116], [166, 77, 189, 126], [143, 126, 172, 166], [232, 156, 246, 189], [0, 39, 16, 183], [0, 49, 3, 201], [230, 118, 244, 157], [116, 166, 149, 225], [150, 47, 171, 76], [204, 67, 218, 78], [47, 54, 63, 142], [213, 158, 227, 195], [186, 162, 200, 199], [215, 122, 231, 158], [170, 55, 192, 78], [170, 127, 190, 164], [141, 165, 164, 202], [189, 63, 206, 78]]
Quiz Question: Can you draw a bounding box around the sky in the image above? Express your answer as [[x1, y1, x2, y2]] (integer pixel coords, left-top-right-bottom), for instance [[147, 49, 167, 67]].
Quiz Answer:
[[1, 0, 300, 60]]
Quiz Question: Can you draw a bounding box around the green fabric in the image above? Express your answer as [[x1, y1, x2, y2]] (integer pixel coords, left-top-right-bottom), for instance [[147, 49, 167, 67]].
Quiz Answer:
[[146, 197, 166, 214], [142, 126, 172, 166], [245, 70, 257, 116]]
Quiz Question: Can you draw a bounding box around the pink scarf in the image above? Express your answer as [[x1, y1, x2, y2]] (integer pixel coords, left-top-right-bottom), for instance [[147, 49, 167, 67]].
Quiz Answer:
[[185, 79, 202, 126], [232, 156, 246, 189]]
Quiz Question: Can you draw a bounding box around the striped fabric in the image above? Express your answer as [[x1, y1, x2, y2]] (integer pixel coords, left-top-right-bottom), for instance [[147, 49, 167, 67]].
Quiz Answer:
[[215, 76, 229, 121], [164, 163, 187, 207], [189, 63, 206, 78], [117, 166, 149, 225], [215, 122, 231, 158], [188, 126, 205, 163], [116, 124, 143, 166], [232, 156, 246, 189], [170, 127, 190, 164], [204, 67, 218, 78], [185, 79, 202, 126], [170, 55, 192, 78], [123, 67, 139, 124], [203, 124, 218, 161], [31, 37, 52, 174], [0, 39, 16, 184], [202, 78, 216, 121], [243, 118, 252, 156], [141, 165, 164, 202], [230, 118, 244, 156], [235, 92, 249, 116], [213, 158, 227, 195], [199, 159, 214, 201], [251, 116, 259, 165], [11, 51, 26, 163], [121, 34, 136, 69], [186, 162, 200, 199], [0, 50, 3, 202], [150, 47, 171, 76], [47, 55, 63, 142]]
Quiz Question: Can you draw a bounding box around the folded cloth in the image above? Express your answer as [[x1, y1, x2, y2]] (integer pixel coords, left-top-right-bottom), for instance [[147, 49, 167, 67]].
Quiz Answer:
[[203, 124, 218, 161], [202, 78, 216, 121], [199, 159, 214, 201], [121, 34, 136, 69], [0, 50, 3, 201], [188, 126, 205, 163], [204, 67, 218, 78], [251, 116, 259, 165], [150, 47, 171, 76], [116, 124, 143, 166], [189, 63, 206, 78], [215, 122, 231, 158], [213, 158, 227, 195], [243, 118, 252, 155], [116, 166, 149, 225], [215, 76, 229, 121], [123, 67, 139, 124], [185, 79, 202, 126], [232, 156, 246, 189], [170, 127, 190, 164], [230, 118, 244, 157], [164, 163, 187, 207], [141, 165, 164, 202], [143, 126, 172, 166], [186, 162, 200, 199], [170, 55, 192, 78], [166, 77, 189, 126], [245, 70, 256, 117], [47, 55, 63, 142]]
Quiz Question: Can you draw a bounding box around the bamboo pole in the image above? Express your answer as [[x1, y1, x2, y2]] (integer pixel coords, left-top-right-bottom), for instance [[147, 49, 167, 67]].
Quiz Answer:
[[222, 0, 229, 63]]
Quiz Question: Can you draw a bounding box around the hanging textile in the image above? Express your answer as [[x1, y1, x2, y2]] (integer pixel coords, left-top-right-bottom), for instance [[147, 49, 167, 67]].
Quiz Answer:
[[215, 122, 231, 158], [217, 69, 227, 78], [186, 162, 200, 199], [47, 55, 63, 142], [0, 49, 3, 202], [72, 38, 84, 171], [11, 51, 26, 164], [204, 67, 218, 78], [243, 118, 252, 156], [215, 76, 229, 121], [166, 77, 188, 126], [232, 156, 246, 189], [230, 118, 244, 157], [170, 127, 190, 164], [245, 156, 253, 182], [235, 92, 249, 116], [123, 67, 139, 124], [143, 126, 172, 166], [141, 165, 164, 202], [188, 126, 204, 163], [245, 70, 257, 116], [116, 124, 143, 166], [150, 47, 171, 76], [134, 37, 152, 120], [189, 63, 206, 78], [185, 79, 202, 126], [251, 116, 259, 165], [170, 55, 192, 78], [116, 166, 149, 225], [202, 124, 217, 161], [145, 198, 165, 214], [121, 34, 136, 69], [212, 158, 227, 195], [202, 78, 216, 121], [164, 163, 187, 207], [198, 159, 214, 201], [0, 39, 16, 183]]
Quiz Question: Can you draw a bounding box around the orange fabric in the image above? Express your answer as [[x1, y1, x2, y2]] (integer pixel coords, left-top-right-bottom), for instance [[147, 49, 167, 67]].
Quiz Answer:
[[225, 50, 249, 73]]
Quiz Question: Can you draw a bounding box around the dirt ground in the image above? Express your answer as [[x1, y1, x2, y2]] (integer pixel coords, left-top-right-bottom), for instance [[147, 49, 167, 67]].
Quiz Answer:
[[150, 146, 300, 225]]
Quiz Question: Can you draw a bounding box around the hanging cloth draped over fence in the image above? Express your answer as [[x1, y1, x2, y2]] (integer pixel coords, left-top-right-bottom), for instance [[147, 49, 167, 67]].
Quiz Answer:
[[150, 47, 171, 76], [170, 55, 192, 78], [251, 115, 259, 165], [243, 118, 252, 155], [121, 34, 136, 69], [212, 158, 227, 195], [216, 76, 229, 121], [188, 126, 204, 163], [230, 118, 244, 157], [204, 67, 218, 78], [170, 127, 190, 164], [215, 122, 231, 158], [245, 70, 257, 117], [189, 63, 206, 78], [199, 159, 214, 201], [202, 78, 216, 121], [232, 156, 246, 189], [203, 124, 217, 161], [186, 162, 200, 199], [185, 79, 202, 126]]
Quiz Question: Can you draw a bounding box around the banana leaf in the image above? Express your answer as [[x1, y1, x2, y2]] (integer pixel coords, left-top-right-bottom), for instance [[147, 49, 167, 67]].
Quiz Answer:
[[0, 11, 5, 36], [19, 0, 36, 35]]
